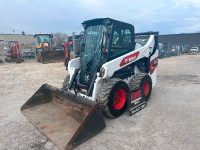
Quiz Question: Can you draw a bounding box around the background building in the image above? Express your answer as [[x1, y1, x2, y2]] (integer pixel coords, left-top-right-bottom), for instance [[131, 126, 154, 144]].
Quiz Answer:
[[159, 33, 200, 48], [0, 34, 37, 55], [1, 32, 200, 56]]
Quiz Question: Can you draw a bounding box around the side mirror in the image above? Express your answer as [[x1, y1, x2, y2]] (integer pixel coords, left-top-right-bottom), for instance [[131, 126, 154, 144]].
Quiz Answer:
[[81, 43, 85, 52]]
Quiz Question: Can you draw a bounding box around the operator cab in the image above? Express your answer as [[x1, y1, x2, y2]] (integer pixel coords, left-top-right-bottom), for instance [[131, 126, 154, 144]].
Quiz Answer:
[[34, 34, 53, 44], [81, 18, 135, 71], [78, 18, 135, 94]]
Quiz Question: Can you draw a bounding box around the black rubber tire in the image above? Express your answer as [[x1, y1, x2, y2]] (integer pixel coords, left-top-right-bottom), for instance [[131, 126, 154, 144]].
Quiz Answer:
[[129, 73, 152, 101], [62, 75, 70, 90], [98, 78, 129, 118], [140, 75, 152, 101], [128, 73, 147, 90], [36, 53, 41, 62], [5, 57, 10, 62]]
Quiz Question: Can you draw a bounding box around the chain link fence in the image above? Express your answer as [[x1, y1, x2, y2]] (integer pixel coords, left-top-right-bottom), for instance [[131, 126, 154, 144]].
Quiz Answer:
[[158, 42, 200, 58]]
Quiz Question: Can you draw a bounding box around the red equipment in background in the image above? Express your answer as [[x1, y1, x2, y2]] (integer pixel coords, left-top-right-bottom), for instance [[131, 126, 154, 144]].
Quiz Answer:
[[8, 42, 19, 59], [5, 41, 24, 63], [63, 40, 73, 68], [63, 33, 83, 69], [63, 40, 82, 69]]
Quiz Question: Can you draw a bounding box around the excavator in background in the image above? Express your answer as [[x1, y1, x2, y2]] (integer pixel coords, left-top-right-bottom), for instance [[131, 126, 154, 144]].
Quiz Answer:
[[63, 40, 73, 68], [5, 41, 24, 63], [21, 18, 158, 150], [63, 33, 84, 69], [35, 33, 65, 63]]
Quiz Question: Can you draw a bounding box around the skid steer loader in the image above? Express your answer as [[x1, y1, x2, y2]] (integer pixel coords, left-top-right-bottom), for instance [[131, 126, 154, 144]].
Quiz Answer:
[[21, 18, 158, 150]]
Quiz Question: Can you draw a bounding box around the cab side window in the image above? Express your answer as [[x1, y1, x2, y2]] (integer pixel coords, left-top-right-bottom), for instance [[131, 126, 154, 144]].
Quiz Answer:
[[112, 31, 120, 47], [123, 29, 132, 46], [110, 28, 132, 58]]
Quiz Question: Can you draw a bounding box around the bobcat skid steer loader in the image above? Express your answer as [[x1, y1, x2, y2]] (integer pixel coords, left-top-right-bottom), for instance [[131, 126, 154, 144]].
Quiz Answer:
[[21, 18, 158, 150]]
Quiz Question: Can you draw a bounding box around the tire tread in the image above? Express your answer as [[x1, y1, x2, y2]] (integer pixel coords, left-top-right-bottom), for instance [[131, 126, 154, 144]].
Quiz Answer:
[[98, 78, 122, 118], [128, 73, 147, 90], [62, 75, 70, 90]]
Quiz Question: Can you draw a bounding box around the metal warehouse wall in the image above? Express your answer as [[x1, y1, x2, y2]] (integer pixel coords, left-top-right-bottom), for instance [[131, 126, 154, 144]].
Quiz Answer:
[[159, 33, 200, 46], [0, 34, 37, 44]]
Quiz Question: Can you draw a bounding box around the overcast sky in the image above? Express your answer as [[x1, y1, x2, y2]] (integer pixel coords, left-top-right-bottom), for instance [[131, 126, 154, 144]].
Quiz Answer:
[[0, 0, 200, 35]]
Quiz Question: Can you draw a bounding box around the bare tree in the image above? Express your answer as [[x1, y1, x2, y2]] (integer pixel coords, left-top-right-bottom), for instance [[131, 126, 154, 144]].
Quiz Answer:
[[53, 32, 68, 46], [22, 31, 25, 35]]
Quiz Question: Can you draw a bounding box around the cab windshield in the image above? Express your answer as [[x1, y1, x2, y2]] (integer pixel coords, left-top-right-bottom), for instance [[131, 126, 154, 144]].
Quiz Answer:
[[81, 25, 106, 72], [37, 35, 51, 43]]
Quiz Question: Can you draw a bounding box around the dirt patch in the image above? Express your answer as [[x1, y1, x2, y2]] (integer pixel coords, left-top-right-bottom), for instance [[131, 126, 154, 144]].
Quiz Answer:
[[158, 74, 200, 85], [1, 55, 200, 150]]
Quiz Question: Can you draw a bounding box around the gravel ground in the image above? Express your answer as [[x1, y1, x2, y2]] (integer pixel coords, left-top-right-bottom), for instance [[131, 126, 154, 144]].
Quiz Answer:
[[0, 54, 200, 150]]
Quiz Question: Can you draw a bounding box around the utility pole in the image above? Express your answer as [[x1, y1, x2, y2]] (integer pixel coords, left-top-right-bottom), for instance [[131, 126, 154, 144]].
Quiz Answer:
[[72, 32, 76, 58]]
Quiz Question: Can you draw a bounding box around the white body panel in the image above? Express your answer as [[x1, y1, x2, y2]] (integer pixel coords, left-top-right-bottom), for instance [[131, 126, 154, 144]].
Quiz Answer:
[[68, 35, 158, 102], [68, 58, 80, 80], [102, 35, 155, 78], [149, 50, 158, 87]]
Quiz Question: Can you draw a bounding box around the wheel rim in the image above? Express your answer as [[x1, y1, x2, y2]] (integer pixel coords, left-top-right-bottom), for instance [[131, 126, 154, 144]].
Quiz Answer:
[[113, 88, 126, 110], [143, 81, 150, 96]]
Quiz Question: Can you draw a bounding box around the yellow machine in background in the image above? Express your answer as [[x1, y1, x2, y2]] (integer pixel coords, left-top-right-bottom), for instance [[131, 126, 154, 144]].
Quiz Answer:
[[34, 34, 65, 63]]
